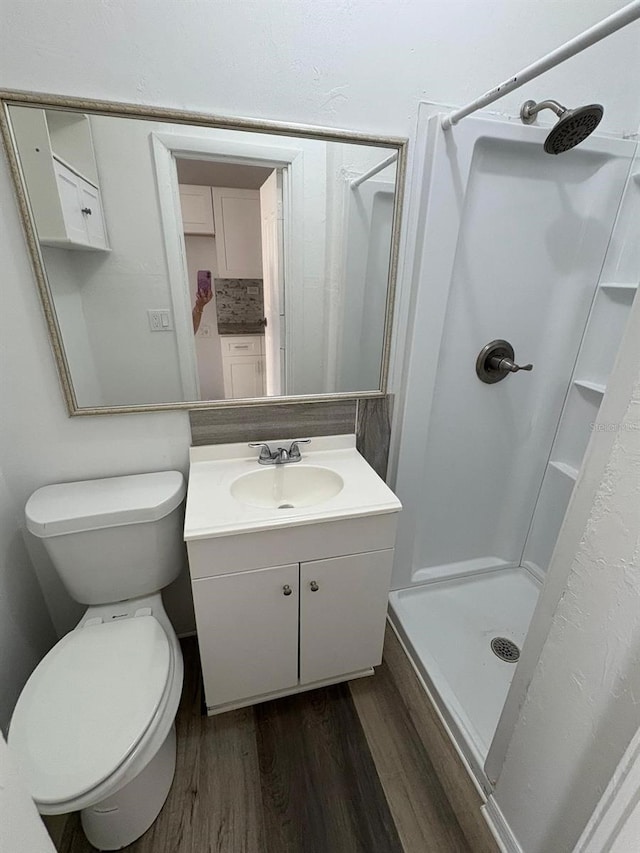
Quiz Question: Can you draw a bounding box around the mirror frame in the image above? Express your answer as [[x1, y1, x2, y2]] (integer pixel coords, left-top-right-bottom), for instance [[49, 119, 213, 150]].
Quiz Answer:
[[0, 90, 407, 416]]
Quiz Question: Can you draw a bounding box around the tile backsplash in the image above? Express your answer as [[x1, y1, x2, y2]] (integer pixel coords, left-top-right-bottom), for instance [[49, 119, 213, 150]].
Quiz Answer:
[[189, 395, 394, 480], [215, 278, 264, 328], [190, 400, 357, 446]]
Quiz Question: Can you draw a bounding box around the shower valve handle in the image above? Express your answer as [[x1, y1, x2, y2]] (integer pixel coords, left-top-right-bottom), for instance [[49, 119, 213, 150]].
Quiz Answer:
[[476, 340, 533, 384], [488, 356, 533, 374]]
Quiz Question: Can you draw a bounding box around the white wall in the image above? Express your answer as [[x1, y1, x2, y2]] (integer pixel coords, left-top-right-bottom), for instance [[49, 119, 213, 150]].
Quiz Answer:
[[0, 0, 638, 659], [0, 467, 55, 733], [2, 1, 637, 137], [0, 734, 56, 853], [74, 116, 185, 406], [40, 247, 102, 407]]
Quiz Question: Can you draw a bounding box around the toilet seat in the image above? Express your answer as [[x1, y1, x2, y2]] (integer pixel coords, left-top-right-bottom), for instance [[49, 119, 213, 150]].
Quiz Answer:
[[9, 616, 170, 806]]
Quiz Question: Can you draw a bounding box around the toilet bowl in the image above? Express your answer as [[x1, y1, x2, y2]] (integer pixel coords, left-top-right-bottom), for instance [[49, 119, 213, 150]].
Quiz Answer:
[[9, 471, 187, 850]]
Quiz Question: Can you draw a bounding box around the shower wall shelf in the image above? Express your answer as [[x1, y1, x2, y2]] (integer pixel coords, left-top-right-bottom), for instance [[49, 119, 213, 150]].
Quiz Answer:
[[522, 153, 640, 577], [574, 379, 606, 395], [599, 282, 638, 292], [549, 460, 579, 481]]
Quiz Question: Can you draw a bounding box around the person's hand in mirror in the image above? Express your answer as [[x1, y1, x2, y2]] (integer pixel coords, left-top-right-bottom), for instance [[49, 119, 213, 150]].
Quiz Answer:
[[192, 288, 213, 333]]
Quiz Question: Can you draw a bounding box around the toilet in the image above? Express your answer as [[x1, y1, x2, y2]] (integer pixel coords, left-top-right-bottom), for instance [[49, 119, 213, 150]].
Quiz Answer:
[[8, 471, 187, 851]]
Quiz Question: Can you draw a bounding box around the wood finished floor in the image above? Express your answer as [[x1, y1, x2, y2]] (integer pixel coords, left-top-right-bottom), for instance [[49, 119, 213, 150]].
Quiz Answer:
[[57, 638, 470, 853]]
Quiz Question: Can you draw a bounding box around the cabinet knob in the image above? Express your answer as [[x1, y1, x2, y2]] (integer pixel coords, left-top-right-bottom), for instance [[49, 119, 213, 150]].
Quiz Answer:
[[310, 581, 319, 592], [81, 207, 92, 215], [282, 584, 293, 596]]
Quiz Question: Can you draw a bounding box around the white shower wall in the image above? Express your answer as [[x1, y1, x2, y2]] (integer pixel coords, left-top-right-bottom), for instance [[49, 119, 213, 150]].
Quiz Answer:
[[392, 113, 635, 590], [522, 153, 640, 576]]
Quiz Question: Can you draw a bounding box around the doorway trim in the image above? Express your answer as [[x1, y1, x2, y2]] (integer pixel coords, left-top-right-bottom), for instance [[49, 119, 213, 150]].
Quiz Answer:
[[151, 131, 303, 401]]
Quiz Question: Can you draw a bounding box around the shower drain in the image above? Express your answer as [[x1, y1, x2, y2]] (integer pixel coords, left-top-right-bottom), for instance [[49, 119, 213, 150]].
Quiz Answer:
[[490, 637, 520, 662]]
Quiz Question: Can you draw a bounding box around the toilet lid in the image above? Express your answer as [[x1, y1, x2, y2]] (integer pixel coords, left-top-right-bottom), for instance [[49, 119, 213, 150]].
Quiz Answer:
[[9, 616, 171, 805]]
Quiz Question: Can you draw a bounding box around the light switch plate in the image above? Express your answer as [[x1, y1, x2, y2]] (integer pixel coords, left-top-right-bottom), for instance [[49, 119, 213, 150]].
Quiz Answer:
[[147, 309, 173, 331]]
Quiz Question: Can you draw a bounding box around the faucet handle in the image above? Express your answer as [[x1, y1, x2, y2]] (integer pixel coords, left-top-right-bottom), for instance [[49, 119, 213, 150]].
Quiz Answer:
[[248, 442, 274, 463], [288, 438, 311, 460]]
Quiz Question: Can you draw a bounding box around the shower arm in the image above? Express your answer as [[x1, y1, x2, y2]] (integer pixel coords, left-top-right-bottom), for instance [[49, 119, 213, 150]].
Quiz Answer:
[[441, 0, 640, 131], [520, 99, 566, 123]]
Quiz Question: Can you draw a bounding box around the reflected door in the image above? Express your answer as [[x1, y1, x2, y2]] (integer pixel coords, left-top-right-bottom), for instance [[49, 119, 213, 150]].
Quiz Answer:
[[260, 170, 284, 395]]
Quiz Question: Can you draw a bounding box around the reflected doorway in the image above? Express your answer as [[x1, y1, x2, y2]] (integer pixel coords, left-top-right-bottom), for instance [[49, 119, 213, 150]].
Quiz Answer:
[[175, 158, 286, 400]]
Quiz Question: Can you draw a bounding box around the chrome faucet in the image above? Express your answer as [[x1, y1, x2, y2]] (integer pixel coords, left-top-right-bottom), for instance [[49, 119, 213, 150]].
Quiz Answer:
[[249, 439, 311, 465], [275, 448, 290, 464]]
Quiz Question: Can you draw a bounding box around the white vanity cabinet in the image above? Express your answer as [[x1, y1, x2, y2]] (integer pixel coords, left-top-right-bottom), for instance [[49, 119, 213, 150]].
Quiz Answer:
[[220, 335, 265, 398], [187, 529, 396, 714], [184, 435, 401, 715]]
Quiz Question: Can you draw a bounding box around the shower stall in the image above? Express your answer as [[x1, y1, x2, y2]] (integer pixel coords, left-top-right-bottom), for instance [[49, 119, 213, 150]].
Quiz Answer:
[[389, 107, 640, 787]]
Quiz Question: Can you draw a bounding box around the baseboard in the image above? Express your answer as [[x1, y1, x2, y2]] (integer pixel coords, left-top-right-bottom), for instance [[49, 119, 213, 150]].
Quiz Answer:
[[482, 796, 523, 853], [177, 630, 197, 640]]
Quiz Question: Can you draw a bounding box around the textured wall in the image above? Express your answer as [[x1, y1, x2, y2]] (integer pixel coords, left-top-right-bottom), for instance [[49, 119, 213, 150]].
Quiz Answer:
[[495, 362, 640, 852]]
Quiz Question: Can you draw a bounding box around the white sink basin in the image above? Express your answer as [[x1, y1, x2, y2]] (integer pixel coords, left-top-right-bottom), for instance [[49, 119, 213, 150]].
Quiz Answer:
[[184, 434, 402, 540], [231, 465, 344, 509]]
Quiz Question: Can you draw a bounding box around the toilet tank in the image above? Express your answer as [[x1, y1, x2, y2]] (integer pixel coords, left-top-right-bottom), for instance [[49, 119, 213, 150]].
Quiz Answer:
[[25, 471, 187, 605]]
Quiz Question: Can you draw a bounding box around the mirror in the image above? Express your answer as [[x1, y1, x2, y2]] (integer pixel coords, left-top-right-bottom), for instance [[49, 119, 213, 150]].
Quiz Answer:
[[1, 94, 406, 413]]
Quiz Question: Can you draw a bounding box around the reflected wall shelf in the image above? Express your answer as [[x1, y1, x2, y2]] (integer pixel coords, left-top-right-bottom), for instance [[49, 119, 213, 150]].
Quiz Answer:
[[574, 379, 606, 396], [599, 282, 639, 293], [549, 460, 578, 481]]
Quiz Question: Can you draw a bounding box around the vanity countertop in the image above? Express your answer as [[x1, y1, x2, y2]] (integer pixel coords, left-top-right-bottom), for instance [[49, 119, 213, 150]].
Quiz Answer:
[[184, 434, 401, 541], [217, 324, 265, 336]]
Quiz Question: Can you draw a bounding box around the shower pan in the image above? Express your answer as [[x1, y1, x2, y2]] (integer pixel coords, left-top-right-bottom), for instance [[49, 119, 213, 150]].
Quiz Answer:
[[389, 109, 639, 788]]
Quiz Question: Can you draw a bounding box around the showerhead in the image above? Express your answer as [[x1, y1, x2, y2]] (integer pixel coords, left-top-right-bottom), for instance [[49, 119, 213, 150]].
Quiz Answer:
[[543, 105, 604, 154], [520, 99, 604, 155]]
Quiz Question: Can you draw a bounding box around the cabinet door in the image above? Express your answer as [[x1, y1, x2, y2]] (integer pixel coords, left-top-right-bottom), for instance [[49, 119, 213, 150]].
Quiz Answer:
[[192, 564, 299, 708], [211, 188, 263, 277], [78, 181, 108, 249], [222, 354, 265, 399], [53, 160, 89, 245], [53, 159, 108, 250], [178, 184, 215, 235], [300, 550, 394, 684]]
